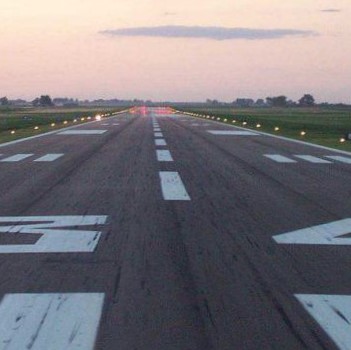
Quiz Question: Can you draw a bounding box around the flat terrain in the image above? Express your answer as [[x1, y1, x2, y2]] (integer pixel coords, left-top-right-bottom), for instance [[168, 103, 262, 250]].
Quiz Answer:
[[177, 106, 351, 151], [0, 107, 350, 349]]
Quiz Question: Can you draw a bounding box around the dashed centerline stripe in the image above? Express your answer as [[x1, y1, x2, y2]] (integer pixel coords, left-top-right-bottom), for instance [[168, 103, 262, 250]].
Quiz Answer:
[[156, 150, 174, 162], [0, 154, 34, 162], [154, 132, 164, 138], [34, 154, 64, 162], [0, 293, 104, 350], [155, 139, 167, 146], [159, 171, 190, 201]]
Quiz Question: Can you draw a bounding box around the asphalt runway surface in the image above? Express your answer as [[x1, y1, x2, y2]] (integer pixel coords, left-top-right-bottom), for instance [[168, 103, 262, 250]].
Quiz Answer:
[[0, 107, 351, 349]]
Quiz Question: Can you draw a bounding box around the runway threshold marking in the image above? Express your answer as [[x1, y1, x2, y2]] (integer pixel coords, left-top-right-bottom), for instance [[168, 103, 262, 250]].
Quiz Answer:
[[0, 215, 107, 253], [0, 293, 104, 350], [273, 218, 351, 245], [325, 156, 351, 164], [58, 130, 107, 135], [156, 150, 174, 162], [34, 154, 64, 162], [155, 139, 167, 146], [0, 154, 34, 162], [294, 155, 332, 164], [264, 155, 297, 163], [207, 130, 259, 136], [159, 172, 190, 201], [296, 294, 351, 350]]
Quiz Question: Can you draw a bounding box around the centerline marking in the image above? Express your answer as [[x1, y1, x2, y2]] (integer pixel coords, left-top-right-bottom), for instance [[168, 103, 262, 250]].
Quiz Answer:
[[155, 139, 167, 146], [159, 171, 190, 201], [156, 150, 174, 162]]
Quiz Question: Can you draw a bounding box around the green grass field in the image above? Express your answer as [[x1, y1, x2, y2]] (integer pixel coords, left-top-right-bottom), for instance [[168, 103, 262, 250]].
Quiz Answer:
[[176, 106, 351, 152], [0, 106, 128, 144]]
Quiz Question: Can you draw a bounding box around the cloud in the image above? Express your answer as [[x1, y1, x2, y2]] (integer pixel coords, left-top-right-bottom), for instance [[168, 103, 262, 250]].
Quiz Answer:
[[100, 25, 317, 41], [321, 9, 341, 12]]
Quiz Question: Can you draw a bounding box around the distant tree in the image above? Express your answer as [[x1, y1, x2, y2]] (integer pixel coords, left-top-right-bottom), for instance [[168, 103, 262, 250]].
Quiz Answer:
[[266, 96, 288, 107], [32, 98, 40, 107], [299, 94, 315, 107], [39, 95, 54, 107], [0, 97, 9, 106]]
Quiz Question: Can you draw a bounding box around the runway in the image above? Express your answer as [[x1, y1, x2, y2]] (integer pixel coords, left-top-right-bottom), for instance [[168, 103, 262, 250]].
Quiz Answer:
[[0, 107, 350, 349]]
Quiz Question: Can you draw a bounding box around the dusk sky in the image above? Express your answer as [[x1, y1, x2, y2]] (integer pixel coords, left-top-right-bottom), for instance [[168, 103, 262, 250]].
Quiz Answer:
[[1, 0, 350, 103]]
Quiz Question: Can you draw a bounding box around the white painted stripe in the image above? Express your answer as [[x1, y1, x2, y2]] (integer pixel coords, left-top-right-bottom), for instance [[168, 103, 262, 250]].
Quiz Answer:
[[112, 123, 120, 126], [273, 218, 351, 245], [156, 150, 174, 162], [0, 154, 33, 162], [296, 294, 351, 350], [155, 139, 167, 146], [207, 130, 259, 136], [191, 123, 200, 126], [264, 154, 297, 163], [159, 171, 190, 201], [154, 132, 163, 138], [58, 130, 107, 135], [153, 128, 161, 132], [0, 215, 107, 253], [0, 293, 104, 350], [34, 154, 64, 162], [294, 155, 332, 163], [101, 123, 110, 126], [325, 156, 351, 164]]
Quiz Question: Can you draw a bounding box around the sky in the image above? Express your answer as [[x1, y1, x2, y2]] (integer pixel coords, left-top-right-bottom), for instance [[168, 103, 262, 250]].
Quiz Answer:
[[1, 0, 350, 103]]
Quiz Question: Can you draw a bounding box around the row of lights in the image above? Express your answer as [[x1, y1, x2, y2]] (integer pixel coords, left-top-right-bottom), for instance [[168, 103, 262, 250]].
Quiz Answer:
[[9, 113, 114, 136], [176, 110, 347, 144]]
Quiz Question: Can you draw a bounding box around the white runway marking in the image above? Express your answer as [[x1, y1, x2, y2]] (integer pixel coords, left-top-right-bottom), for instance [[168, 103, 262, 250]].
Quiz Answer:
[[112, 123, 119, 126], [264, 154, 297, 163], [34, 154, 64, 162], [101, 123, 110, 126], [58, 130, 107, 135], [0, 293, 104, 350], [207, 130, 259, 136], [156, 150, 174, 162], [191, 123, 200, 126], [273, 218, 351, 245], [296, 294, 351, 350], [294, 155, 332, 163], [154, 128, 161, 132], [159, 172, 190, 201], [0, 154, 33, 162], [154, 132, 163, 138], [0, 215, 107, 253], [155, 139, 167, 146], [325, 155, 351, 164]]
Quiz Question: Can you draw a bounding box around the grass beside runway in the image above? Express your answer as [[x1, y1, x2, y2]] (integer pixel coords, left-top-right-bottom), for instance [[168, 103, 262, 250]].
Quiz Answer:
[[175, 106, 351, 152], [0, 106, 129, 144]]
